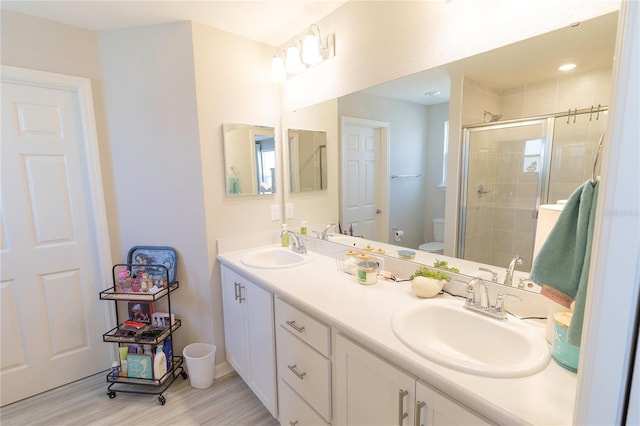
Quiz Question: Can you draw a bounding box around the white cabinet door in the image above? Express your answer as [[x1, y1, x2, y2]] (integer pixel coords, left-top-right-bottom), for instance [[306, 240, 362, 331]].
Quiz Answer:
[[221, 265, 276, 417], [416, 380, 494, 426], [246, 280, 277, 417], [335, 334, 415, 426], [221, 266, 248, 379]]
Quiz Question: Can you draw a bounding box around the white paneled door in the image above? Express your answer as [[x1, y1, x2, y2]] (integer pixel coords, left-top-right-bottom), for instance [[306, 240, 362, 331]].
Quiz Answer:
[[341, 117, 389, 241], [1, 67, 112, 406]]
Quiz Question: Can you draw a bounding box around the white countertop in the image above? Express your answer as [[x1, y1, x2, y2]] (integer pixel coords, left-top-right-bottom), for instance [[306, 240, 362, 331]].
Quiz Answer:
[[217, 243, 577, 425]]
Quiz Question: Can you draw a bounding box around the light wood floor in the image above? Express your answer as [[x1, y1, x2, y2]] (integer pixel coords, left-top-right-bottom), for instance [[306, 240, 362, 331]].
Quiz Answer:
[[0, 371, 279, 426]]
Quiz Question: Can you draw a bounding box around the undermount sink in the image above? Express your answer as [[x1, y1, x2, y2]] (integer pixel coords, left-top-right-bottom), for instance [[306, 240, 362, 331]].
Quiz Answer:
[[241, 247, 314, 269], [391, 298, 550, 378]]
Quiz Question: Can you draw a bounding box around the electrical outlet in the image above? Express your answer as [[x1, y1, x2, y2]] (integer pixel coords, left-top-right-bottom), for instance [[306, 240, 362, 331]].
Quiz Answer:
[[270, 204, 280, 221], [285, 203, 294, 219]]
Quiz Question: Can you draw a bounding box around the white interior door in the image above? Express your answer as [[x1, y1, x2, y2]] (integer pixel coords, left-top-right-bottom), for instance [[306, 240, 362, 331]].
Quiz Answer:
[[341, 118, 389, 240], [1, 67, 112, 406]]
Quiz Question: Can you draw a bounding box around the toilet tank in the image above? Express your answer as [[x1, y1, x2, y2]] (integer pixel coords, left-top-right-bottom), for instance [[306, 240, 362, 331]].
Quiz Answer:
[[433, 218, 445, 242]]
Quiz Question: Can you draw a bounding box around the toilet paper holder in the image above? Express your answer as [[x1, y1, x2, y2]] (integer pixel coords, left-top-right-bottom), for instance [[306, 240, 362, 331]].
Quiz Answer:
[[392, 226, 404, 242]]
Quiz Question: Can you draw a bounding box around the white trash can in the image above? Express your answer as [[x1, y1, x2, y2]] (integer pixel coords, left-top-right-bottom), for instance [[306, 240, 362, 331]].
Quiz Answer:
[[183, 343, 216, 389]]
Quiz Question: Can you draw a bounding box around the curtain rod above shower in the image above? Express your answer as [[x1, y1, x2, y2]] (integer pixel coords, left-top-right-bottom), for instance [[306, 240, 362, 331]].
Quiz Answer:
[[463, 104, 608, 129]]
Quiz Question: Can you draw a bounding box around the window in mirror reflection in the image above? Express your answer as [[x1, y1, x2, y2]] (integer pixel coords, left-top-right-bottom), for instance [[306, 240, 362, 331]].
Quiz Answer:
[[222, 123, 276, 196], [288, 129, 328, 192], [256, 136, 275, 194]]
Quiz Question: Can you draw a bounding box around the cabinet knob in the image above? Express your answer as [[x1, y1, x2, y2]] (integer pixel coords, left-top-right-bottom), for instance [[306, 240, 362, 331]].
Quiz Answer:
[[289, 421, 299, 426]]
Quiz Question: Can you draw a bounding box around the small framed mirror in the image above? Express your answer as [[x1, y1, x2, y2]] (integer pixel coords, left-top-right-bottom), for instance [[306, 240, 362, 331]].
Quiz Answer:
[[223, 123, 276, 196], [288, 129, 328, 192]]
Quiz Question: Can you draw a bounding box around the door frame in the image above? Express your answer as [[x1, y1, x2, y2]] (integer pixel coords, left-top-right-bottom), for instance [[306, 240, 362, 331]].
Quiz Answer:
[[340, 116, 390, 241], [1, 65, 114, 353]]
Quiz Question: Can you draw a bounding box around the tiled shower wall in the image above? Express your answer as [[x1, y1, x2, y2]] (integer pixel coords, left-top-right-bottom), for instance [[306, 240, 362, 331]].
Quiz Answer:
[[461, 68, 611, 270]]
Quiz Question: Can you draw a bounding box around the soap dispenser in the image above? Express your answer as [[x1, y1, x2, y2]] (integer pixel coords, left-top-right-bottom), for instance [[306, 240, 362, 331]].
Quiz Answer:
[[300, 221, 308, 236], [281, 224, 289, 247]]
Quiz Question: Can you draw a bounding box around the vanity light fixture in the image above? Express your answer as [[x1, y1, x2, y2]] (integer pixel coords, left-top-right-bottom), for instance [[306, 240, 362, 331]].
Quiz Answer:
[[558, 63, 576, 71], [285, 46, 306, 74], [271, 23, 335, 81]]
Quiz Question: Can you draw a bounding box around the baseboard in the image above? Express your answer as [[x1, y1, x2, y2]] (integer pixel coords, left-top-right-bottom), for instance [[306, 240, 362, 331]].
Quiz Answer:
[[214, 361, 235, 379]]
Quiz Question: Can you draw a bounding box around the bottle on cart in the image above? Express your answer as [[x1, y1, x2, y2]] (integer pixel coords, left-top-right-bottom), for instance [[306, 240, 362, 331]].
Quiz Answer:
[[154, 346, 167, 379]]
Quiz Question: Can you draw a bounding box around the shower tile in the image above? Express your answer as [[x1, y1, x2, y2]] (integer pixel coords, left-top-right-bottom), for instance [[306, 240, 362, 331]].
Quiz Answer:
[[491, 207, 515, 231], [491, 230, 514, 255]]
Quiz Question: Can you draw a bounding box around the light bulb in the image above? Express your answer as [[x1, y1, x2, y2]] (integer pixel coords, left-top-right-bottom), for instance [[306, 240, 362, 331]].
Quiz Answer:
[[285, 46, 305, 74], [302, 34, 323, 66]]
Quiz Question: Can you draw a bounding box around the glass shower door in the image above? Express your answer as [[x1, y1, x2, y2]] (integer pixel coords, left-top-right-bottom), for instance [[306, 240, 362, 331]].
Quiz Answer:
[[459, 119, 549, 272]]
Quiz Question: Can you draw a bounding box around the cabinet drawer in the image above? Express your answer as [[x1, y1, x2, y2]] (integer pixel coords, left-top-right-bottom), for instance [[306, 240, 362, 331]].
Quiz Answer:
[[275, 297, 330, 357], [276, 325, 331, 422], [278, 378, 329, 426]]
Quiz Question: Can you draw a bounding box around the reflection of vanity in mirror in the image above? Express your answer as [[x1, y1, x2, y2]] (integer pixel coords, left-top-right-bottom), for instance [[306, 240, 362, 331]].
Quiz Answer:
[[288, 129, 328, 192], [282, 12, 617, 292], [222, 123, 276, 195]]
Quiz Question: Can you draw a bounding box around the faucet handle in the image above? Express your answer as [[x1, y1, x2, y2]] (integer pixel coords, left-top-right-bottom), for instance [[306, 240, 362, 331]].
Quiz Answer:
[[479, 267, 498, 282], [494, 293, 522, 317], [465, 278, 479, 306]]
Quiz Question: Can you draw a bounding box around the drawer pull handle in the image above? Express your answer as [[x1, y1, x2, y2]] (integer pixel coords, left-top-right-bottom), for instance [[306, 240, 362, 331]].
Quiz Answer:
[[289, 422, 299, 426], [415, 400, 426, 426], [233, 282, 240, 300], [398, 389, 409, 425], [286, 320, 305, 333], [287, 364, 307, 380]]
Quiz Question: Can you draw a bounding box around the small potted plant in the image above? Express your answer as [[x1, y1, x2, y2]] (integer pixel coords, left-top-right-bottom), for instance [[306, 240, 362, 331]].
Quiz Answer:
[[433, 259, 459, 273], [409, 266, 450, 298]]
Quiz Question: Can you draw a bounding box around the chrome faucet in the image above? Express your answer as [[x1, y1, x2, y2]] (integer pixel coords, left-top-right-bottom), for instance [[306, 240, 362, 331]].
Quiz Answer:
[[464, 278, 522, 321], [281, 230, 307, 254], [320, 223, 338, 240], [504, 255, 523, 286]]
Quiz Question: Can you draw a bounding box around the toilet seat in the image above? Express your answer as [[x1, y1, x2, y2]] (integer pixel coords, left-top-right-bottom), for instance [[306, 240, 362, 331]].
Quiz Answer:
[[418, 242, 444, 253]]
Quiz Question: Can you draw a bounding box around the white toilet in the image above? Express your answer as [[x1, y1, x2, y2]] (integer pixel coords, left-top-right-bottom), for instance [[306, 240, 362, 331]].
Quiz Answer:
[[419, 218, 445, 254]]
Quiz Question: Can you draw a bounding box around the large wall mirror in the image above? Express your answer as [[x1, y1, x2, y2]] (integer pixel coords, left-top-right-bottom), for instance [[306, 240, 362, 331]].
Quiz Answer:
[[280, 12, 618, 289], [288, 129, 328, 192], [223, 123, 276, 196]]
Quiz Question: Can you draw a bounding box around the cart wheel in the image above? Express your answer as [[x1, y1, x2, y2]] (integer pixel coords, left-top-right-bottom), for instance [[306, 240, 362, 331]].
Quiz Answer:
[[181, 371, 188, 380], [158, 395, 166, 405], [108, 391, 116, 399]]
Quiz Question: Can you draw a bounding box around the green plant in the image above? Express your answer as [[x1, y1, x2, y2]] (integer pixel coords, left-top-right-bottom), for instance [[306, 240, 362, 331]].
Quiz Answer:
[[409, 266, 451, 282], [433, 259, 459, 273]]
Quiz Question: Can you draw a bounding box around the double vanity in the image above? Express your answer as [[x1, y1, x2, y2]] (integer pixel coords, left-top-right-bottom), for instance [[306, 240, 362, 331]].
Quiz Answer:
[[217, 233, 577, 425]]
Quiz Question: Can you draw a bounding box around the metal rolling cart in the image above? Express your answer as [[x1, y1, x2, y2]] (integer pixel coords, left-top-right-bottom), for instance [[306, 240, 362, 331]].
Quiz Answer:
[[99, 246, 187, 405]]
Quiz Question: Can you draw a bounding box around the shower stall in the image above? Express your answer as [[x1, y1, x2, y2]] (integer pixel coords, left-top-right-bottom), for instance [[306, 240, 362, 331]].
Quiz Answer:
[[458, 106, 607, 272]]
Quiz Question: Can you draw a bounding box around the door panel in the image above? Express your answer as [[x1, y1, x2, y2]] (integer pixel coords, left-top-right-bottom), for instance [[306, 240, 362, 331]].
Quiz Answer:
[[1, 72, 110, 406], [342, 124, 381, 240]]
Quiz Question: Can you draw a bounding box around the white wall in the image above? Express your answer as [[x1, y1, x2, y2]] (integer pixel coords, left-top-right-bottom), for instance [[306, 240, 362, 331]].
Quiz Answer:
[[281, 0, 619, 113], [425, 103, 449, 242], [190, 21, 281, 368], [98, 22, 214, 354], [282, 99, 339, 233]]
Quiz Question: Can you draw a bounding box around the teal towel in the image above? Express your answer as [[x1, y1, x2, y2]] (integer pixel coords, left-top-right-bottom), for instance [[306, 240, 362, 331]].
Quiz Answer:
[[530, 180, 599, 346], [228, 176, 241, 195]]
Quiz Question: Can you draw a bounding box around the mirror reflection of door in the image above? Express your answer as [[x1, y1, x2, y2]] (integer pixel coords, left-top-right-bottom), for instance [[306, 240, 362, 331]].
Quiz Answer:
[[341, 119, 388, 240]]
